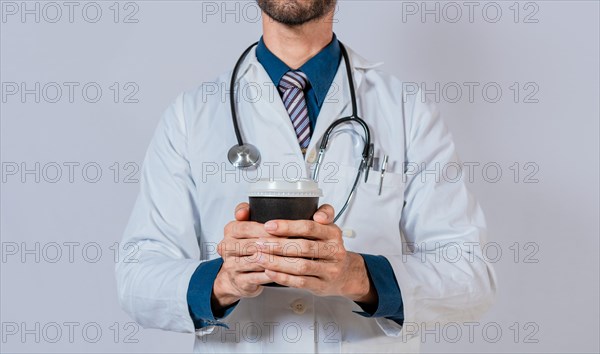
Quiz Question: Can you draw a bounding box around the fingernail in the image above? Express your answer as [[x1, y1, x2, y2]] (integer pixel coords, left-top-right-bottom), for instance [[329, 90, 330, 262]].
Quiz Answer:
[[235, 206, 248, 214], [315, 211, 327, 220], [264, 221, 277, 231]]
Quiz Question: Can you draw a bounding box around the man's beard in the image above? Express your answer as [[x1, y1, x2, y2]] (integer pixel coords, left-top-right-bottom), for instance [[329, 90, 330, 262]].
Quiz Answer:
[[257, 0, 337, 26]]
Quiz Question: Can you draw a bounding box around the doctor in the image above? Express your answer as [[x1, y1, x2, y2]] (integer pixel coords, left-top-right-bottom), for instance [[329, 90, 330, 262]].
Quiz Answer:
[[116, 0, 496, 353]]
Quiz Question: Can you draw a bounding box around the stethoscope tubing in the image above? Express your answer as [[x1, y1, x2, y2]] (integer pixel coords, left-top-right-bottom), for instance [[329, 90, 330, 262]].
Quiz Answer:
[[228, 40, 373, 222]]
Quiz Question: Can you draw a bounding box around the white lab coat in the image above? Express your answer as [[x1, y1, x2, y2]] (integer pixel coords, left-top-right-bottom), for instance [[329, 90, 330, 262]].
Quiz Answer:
[[116, 45, 496, 353]]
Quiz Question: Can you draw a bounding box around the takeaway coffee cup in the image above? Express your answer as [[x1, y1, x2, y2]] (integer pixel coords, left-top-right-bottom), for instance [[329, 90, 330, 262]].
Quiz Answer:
[[248, 178, 322, 224], [248, 178, 322, 287]]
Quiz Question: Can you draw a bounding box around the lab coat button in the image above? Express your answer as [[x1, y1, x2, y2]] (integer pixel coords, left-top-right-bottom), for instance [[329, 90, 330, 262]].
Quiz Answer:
[[291, 300, 306, 314], [342, 228, 355, 238], [306, 150, 316, 163]]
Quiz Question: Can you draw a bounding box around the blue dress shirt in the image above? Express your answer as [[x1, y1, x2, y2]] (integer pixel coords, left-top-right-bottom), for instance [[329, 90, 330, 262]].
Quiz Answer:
[[255, 34, 341, 131], [187, 36, 404, 329]]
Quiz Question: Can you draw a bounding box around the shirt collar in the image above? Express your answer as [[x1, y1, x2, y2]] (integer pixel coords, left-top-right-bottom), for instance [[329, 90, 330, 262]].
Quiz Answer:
[[256, 34, 341, 106]]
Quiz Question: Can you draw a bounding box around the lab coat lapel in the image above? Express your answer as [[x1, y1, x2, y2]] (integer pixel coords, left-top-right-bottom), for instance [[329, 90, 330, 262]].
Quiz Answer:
[[308, 46, 379, 156], [308, 55, 354, 155], [235, 49, 304, 164]]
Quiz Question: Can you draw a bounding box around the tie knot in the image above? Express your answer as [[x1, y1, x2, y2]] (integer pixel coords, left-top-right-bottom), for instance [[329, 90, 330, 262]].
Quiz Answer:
[[278, 70, 308, 91]]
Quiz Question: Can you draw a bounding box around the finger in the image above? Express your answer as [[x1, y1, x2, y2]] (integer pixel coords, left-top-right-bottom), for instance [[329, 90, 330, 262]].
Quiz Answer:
[[313, 204, 335, 225], [256, 238, 340, 260], [225, 220, 272, 239], [227, 255, 265, 272], [234, 203, 250, 221], [264, 269, 320, 289], [219, 239, 262, 257], [257, 253, 323, 277], [236, 271, 273, 285], [232, 272, 273, 296], [264, 219, 339, 240]]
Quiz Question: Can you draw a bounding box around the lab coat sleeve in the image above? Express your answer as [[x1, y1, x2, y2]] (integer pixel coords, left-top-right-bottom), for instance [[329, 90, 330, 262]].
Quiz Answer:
[[355, 254, 404, 325], [115, 93, 202, 333], [188, 257, 240, 329], [376, 91, 497, 336]]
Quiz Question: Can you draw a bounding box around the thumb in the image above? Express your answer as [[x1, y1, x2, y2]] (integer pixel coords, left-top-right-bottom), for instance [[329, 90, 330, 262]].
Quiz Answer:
[[234, 202, 250, 221], [313, 204, 335, 225]]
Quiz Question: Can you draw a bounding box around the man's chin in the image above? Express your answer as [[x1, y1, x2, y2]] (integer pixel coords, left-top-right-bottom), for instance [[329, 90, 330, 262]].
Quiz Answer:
[[257, 0, 336, 26]]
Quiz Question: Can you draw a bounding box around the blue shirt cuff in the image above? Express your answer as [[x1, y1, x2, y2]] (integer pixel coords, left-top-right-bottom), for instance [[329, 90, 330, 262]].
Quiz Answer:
[[187, 257, 238, 329], [354, 254, 404, 326]]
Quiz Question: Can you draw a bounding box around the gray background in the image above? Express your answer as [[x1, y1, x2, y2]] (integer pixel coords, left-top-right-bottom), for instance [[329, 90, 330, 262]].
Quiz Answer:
[[1, 0, 598, 352]]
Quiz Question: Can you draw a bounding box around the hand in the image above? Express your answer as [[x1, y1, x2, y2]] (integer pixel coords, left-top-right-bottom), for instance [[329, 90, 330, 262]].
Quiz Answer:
[[212, 203, 273, 313], [256, 204, 377, 305]]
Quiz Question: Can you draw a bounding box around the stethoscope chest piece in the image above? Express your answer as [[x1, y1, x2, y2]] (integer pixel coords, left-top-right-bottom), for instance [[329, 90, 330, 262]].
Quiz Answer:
[[227, 143, 261, 168]]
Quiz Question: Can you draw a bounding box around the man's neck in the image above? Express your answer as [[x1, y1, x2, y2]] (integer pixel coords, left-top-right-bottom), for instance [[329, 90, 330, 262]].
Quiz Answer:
[[261, 12, 334, 70]]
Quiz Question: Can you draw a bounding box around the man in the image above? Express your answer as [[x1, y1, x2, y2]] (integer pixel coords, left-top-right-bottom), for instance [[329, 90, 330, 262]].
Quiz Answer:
[[116, 1, 496, 352]]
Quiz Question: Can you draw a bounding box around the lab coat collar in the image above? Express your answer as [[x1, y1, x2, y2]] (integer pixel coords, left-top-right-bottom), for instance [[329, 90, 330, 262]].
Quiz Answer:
[[238, 43, 383, 77], [307, 45, 384, 159]]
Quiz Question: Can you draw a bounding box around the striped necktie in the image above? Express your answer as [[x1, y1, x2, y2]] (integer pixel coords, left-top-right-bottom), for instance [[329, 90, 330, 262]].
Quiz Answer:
[[278, 70, 311, 152]]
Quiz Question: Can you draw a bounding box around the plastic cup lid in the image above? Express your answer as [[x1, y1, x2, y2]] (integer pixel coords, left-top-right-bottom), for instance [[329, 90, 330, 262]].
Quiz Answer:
[[248, 178, 322, 198]]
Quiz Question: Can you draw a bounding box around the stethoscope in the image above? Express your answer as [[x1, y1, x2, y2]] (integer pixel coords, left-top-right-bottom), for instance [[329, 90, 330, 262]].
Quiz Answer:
[[227, 41, 374, 222]]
